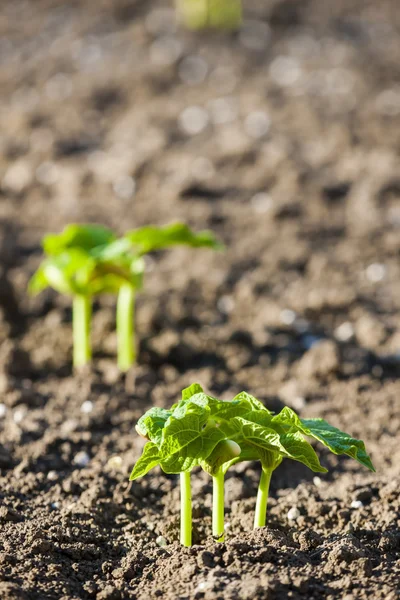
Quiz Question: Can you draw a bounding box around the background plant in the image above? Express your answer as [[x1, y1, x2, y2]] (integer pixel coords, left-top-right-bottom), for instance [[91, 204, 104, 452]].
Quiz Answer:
[[175, 0, 242, 30], [130, 384, 375, 546], [30, 223, 221, 370]]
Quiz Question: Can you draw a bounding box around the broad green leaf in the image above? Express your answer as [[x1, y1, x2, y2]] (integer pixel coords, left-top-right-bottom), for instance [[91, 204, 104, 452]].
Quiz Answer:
[[125, 223, 222, 255], [300, 418, 375, 472], [279, 432, 327, 473], [161, 400, 210, 457], [182, 383, 204, 400], [231, 417, 289, 456], [130, 442, 161, 480], [232, 392, 271, 413], [29, 250, 96, 296], [136, 407, 172, 445], [239, 410, 275, 429], [272, 406, 303, 432], [161, 427, 225, 474], [209, 398, 256, 422], [43, 224, 115, 255], [272, 407, 375, 472], [171, 393, 211, 419]]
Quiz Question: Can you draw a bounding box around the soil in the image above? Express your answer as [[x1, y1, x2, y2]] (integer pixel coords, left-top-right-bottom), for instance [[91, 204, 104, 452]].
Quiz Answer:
[[0, 0, 399, 598]]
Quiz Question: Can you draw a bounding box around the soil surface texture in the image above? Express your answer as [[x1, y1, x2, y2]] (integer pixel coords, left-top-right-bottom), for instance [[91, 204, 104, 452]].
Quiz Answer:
[[0, 1, 399, 599]]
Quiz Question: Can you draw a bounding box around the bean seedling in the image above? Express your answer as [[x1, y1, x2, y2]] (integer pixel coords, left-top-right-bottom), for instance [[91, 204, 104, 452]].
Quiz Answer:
[[130, 384, 375, 546], [30, 224, 221, 370], [176, 0, 242, 30]]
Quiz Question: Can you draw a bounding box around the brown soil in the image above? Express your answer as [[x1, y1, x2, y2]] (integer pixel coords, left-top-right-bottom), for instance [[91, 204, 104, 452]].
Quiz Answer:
[[0, 0, 399, 599]]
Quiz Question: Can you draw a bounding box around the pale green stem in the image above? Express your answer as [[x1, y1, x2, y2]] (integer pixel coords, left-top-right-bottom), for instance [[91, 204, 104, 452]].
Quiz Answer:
[[117, 284, 135, 371], [180, 471, 192, 547], [72, 294, 92, 368], [212, 469, 225, 542], [254, 468, 272, 529]]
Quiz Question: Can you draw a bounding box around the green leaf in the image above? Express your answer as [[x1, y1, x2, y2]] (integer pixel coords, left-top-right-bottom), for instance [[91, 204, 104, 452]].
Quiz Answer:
[[130, 442, 161, 480], [182, 383, 204, 400], [232, 392, 271, 413], [279, 432, 327, 473], [161, 426, 225, 474], [231, 417, 288, 457], [136, 407, 172, 445], [43, 224, 116, 255], [125, 223, 222, 255], [300, 418, 375, 472], [29, 250, 96, 296], [272, 407, 375, 472], [161, 400, 210, 457]]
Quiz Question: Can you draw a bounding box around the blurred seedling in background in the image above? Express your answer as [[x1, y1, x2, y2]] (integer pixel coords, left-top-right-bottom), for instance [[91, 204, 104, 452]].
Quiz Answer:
[[176, 0, 242, 30], [130, 384, 375, 546], [30, 224, 221, 370]]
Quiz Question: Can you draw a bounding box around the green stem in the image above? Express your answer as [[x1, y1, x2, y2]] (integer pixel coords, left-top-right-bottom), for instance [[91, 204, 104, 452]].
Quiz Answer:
[[180, 471, 192, 547], [212, 469, 225, 542], [117, 284, 135, 371], [254, 468, 272, 529], [72, 294, 92, 368]]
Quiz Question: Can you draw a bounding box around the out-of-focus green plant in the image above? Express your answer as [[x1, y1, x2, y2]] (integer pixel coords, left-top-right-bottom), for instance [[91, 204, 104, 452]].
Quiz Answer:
[[30, 223, 221, 371], [176, 0, 242, 30]]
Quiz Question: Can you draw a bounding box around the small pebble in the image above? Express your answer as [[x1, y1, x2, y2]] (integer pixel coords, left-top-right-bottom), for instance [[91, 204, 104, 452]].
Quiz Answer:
[[0, 403, 7, 418], [251, 192, 273, 214], [208, 97, 238, 125], [13, 407, 26, 424], [334, 321, 354, 342], [365, 263, 386, 283], [47, 471, 58, 481], [73, 451, 90, 467], [217, 295, 235, 314], [350, 500, 364, 509], [287, 506, 301, 521], [313, 476, 322, 487], [81, 400, 93, 414], [178, 106, 209, 135], [2, 160, 33, 194], [280, 309, 296, 325], [51, 501, 60, 510], [156, 535, 167, 547], [113, 175, 136, 200], [178, 55, 208, 85], [269, 56, 302, 87], [107, 456, 123, 470], [244, 111, 271, 138]]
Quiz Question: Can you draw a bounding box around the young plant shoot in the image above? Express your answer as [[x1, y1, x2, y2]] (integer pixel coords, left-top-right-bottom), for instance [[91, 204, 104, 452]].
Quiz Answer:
[[30, 223, 220, 371], [111, 223, 222, 371], [176, 0, 242, 30], [29, 224, 143, 368], [130, 384, 375, 546]]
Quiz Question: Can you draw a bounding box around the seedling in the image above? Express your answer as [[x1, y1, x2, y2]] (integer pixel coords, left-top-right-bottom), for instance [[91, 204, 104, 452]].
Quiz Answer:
[[30, 224, 220, 370], [130, 384, 375, 546], [176, 0, 242, 30], [107, 223, 221, 370]]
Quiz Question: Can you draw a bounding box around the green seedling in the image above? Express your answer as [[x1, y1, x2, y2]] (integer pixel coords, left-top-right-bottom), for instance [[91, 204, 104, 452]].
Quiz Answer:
[[176, 0, 242, 30], [29, 224, 144, 368], [110, 223, 221, 370], [30, 223, 221, 370], [130, 384, 374, 546]]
